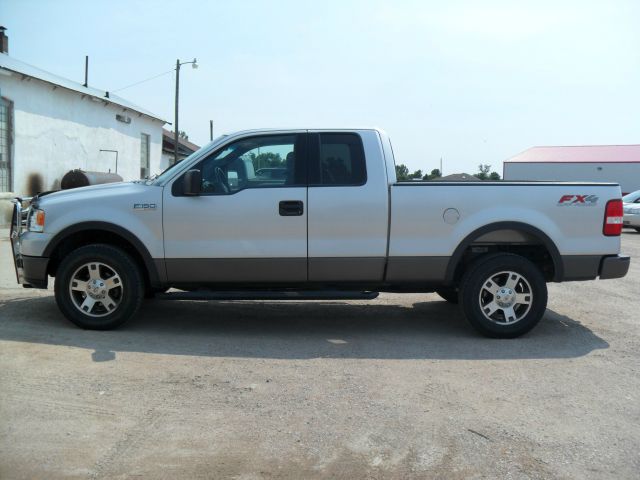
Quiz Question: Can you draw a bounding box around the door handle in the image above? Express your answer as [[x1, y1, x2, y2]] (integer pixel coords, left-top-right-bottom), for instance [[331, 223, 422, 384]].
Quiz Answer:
[[279, 200, 304, 216]]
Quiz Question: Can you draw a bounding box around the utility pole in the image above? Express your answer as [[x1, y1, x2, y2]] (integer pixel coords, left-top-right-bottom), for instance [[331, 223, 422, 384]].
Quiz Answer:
[[210, 120, 213, 141], [174, 59, 180, 165], [174, 58, 198, 165]]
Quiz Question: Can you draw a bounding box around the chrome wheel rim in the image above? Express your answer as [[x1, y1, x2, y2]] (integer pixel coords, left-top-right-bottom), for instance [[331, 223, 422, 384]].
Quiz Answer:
[[68, 262, 123, 317], [478, 270, 532, 325]]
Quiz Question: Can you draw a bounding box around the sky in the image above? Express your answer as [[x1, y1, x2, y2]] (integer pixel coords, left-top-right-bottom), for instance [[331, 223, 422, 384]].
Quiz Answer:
[[3, 0, 640, 175]]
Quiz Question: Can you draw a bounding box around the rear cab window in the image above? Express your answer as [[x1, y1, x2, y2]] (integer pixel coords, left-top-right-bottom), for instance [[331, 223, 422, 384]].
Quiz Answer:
[[309, 133, 367, 186]]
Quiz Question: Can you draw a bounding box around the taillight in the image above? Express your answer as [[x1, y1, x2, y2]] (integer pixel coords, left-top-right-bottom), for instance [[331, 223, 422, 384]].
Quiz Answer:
[[603, 199, 623, 236]]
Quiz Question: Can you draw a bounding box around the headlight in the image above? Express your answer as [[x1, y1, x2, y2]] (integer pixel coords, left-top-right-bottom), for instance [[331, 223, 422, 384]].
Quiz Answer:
[[28, 208, 46, 232]]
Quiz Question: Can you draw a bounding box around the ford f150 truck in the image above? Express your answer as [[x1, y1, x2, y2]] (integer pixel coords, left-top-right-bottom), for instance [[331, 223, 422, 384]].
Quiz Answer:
[[10, 128, 630, 337]]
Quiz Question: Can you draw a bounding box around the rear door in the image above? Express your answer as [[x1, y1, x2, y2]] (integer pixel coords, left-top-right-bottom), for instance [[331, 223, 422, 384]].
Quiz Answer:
[[162, 132, 308, 283], [307, 130, 390, 282]]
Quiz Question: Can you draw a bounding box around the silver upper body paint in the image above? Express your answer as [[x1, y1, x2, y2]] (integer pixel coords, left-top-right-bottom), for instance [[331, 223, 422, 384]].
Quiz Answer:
[[21, 128, 622, 283]]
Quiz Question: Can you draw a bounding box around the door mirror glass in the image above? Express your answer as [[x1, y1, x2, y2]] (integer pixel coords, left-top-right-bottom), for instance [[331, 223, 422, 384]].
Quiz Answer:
[[183, 169, 202, 196]]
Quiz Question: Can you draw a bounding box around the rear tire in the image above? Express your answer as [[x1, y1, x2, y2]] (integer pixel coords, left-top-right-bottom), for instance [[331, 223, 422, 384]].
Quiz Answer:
[[54, 244, 144, 330], [635, 228, 640, 233], [459, 253, 547, 338], [436, 288, 459, 304]]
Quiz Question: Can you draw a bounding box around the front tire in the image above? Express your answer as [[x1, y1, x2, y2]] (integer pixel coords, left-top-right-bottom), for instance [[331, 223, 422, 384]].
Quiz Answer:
[[54, 244, 144, 330], [459, 253, 547, 338]]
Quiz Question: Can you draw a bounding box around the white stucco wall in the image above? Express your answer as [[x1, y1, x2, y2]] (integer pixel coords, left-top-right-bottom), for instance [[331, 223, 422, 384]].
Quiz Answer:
[[503, 162, 640, 195], [0, 71, 165, 196], [160, 151, 174, 172]]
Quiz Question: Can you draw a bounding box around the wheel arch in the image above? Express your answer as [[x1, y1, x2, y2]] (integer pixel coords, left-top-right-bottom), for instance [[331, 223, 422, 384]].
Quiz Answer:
[[43, 222, 162, 287], [444, 221, 563, 285]]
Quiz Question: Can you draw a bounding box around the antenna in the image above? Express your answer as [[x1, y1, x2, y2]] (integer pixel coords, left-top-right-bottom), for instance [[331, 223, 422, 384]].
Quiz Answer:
[[83, 56, 89, 87]]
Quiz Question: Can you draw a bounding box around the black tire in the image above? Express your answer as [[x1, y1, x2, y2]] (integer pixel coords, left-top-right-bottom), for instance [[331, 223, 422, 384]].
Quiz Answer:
[[635, 228, 640, 233], [54, 244, 144, 330], [145, 286, 169, 299], [459, 253, 547, 338], [436, 287, 459, 304]]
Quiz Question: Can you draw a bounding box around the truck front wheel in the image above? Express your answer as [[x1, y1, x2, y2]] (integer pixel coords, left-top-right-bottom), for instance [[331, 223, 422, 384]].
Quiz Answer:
[[436, 288, 459, 304], [459, 253, 548, 338], [54, 244, 144, 330]]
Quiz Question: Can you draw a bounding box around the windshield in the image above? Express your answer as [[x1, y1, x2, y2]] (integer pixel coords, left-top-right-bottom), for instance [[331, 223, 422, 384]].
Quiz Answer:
[[622, 190, 640, 203], [148, 135, 228, 185]]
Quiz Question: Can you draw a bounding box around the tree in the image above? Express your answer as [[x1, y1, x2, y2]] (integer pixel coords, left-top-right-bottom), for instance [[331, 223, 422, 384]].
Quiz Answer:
[[249, 152, 284, 170], [475, 164, 491, 180], [474, 164, 501, 181], [424, 168, 441, 180], [395, 164, 410, 181], [409, 169, 423, 179]]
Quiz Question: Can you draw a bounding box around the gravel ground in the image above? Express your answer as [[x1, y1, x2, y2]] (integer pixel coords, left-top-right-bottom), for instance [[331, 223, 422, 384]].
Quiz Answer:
[[0, 232, 639, 479]]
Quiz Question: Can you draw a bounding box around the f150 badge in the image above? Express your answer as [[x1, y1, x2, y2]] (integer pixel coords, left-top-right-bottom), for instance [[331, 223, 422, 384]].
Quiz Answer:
[[133, 203, 157, 210], [557, 195, 598, 206]]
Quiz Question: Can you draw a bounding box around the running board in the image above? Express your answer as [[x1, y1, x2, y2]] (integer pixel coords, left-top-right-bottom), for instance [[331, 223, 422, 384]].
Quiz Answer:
[[155, 290, 379, 301]]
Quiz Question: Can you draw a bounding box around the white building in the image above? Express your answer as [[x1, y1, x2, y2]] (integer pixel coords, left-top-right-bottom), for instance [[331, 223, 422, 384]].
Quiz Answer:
[[503, 145, 640, 195], [0, 28, 167, 199]]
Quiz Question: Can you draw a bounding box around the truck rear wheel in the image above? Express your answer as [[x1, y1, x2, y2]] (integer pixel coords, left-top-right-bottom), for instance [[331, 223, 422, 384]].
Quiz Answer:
[[54, 244, 144, 330], [459, 253, 547, 338]]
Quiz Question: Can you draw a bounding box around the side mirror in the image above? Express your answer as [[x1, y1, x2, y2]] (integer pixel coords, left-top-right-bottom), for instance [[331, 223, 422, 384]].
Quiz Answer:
[[183, 169, 202, 196]]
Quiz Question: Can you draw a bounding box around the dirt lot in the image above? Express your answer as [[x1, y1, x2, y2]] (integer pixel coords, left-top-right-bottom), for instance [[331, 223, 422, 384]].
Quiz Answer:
[[1, 232, 639, 479]]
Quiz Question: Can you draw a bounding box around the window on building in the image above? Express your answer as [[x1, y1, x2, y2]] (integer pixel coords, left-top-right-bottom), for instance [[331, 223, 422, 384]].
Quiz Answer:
[[0, 97, 12, 192], [140, 133, 150, 179]]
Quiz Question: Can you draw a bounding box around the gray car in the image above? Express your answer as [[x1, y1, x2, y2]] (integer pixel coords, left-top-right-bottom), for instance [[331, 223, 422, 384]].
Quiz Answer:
[[623, 190, 640, 231]]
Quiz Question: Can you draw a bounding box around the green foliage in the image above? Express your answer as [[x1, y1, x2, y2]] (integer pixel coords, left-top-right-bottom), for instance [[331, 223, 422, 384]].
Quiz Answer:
[[397, 164, 432, 181], [475, 164, 491, 180], [396, 163, 499, 182], [423, 168, 442, 180], [395, 164, 410, 181], [249, 152, 284, 170], [475, 164, 501, 181]]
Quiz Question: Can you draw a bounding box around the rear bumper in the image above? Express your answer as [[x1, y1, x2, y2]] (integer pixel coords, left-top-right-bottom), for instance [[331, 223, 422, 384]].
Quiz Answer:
[[599, 254, 630, 280], [561, 254, 630, 281]]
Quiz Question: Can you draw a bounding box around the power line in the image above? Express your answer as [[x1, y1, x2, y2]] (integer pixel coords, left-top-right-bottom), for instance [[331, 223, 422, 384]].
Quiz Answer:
[[112, 68, 174, 93]]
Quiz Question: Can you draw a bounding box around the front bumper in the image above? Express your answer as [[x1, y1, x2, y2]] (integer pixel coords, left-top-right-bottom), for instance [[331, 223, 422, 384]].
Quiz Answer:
[[10, 199, 49, 289], [599, 254, 630, 280]]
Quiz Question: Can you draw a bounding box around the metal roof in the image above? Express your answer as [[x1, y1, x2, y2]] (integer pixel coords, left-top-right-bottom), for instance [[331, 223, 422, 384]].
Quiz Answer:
[[0, 53, 168, 123], [162, 128, 200, 154], [506, 145, 640, 164]]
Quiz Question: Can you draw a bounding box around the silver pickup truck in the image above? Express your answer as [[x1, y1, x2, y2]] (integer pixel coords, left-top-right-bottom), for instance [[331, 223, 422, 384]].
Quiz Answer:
[[10, 128, 630, 337]]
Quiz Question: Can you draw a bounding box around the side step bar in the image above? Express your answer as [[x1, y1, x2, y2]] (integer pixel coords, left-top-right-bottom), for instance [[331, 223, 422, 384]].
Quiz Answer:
[[155, 290, 379, 301]]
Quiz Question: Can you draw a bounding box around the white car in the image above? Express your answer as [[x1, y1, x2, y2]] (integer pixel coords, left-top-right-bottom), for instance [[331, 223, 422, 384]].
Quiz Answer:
[[623, 190, 640, 232]]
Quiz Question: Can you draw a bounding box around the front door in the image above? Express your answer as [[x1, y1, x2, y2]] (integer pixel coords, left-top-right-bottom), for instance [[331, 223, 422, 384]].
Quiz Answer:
[[162, 132, 308, 284]]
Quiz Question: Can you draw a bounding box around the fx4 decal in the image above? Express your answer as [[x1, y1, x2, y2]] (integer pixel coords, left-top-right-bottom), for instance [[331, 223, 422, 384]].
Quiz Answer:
[[557, 195, 599, 206]]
